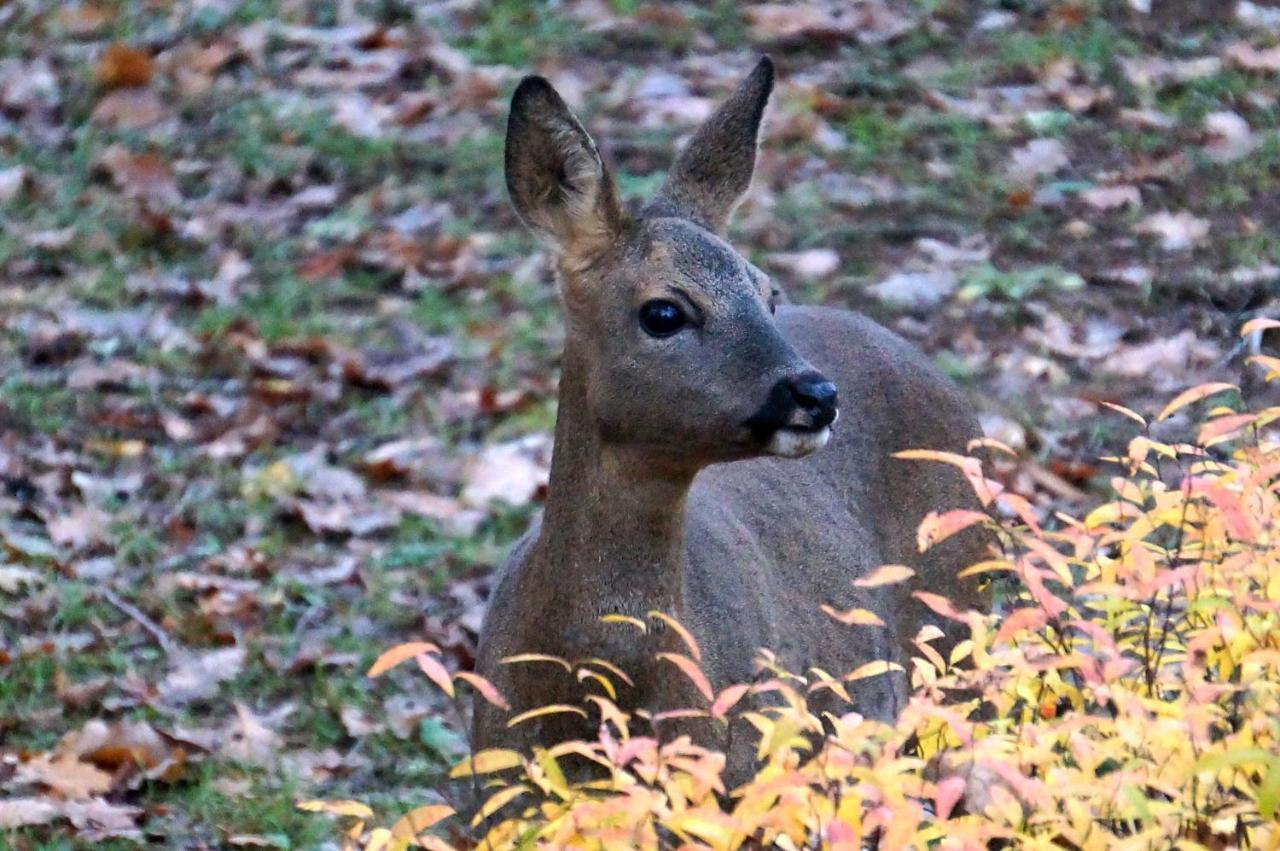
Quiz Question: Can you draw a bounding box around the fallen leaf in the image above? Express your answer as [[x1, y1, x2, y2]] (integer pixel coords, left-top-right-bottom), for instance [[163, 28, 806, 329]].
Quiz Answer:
[[1224, 40, 1280, 72], [96, 43, 153, 89], [461, 435, 551, 510], [0, 797, 61, 828], [766, 249, 840, 281], [1136, 211, 1210, 251], [868, 270, 957, 311], [97, 145, 182, 208], [222, 702, 286, 768], [159, 646, 246, 704], [0, 165, 28, 203], [1006, 138, 1069, 182], [1080, 185, 1140, 211], [46, 504, 111, 551], [14, 754, 113, 799], [0, 563, 44, 592], [1203, 111, 1257, 163]]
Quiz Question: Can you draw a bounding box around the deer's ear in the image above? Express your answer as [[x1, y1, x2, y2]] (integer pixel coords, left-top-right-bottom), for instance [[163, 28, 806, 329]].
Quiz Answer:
[[649, 57, 774, 233], [505, 76, 625, 262]]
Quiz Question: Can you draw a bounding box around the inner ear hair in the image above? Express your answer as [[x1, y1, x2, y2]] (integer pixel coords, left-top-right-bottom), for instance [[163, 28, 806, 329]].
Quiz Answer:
[[505, 76, 625, 265]]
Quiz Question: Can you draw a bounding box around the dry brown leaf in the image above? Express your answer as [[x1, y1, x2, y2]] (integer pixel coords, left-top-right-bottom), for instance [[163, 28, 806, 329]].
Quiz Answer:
[[57, 3, 114, 37], [91, 88, 168, 129], [461, 435, 551, 510], [46, 504, 111, 551], [96, 43, 154, 89], [222, 702, 284, 768], [97, 145, 182, 208], [14, 754, 113, 799], [159, 646, 246, 704]]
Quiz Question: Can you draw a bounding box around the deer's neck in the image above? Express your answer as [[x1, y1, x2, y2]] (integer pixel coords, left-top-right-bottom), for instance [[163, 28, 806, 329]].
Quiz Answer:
[[529, 355, 695, 625]]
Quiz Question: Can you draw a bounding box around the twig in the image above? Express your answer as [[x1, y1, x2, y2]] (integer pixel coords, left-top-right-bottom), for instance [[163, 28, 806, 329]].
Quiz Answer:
[[101, 587, 177, 656]]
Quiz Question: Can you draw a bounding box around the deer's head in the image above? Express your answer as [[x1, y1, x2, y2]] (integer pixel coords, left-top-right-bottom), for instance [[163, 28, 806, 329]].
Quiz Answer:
[[505, 58, 837, 470]]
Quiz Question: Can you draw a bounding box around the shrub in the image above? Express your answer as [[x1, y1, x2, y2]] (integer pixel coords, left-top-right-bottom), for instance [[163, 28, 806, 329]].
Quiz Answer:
[[304, 321, 1280, 850]]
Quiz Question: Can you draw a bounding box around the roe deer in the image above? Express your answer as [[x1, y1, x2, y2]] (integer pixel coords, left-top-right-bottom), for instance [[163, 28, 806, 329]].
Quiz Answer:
[[474, 57, 988, 775]]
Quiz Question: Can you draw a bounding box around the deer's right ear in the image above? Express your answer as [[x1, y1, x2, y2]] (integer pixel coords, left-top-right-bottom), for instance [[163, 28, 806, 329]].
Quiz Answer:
[[505, 76, 625, 264]]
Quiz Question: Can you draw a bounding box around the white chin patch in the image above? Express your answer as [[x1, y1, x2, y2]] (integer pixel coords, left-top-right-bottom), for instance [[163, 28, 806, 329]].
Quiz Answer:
[[766, 426, 831, 458]]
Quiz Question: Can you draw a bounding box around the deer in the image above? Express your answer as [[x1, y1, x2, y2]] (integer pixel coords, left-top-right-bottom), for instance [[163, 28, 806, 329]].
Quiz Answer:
[[473, 57, 989, 778]]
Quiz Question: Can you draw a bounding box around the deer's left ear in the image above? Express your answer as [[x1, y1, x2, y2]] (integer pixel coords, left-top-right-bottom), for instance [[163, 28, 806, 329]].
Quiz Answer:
[[648, 57, 774, 233], [505, 76, 626, 264]]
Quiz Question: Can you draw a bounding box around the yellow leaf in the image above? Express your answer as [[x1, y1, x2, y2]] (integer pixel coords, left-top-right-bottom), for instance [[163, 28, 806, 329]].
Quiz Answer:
[[845, 660, 905, 681], [471, 784, 531, 826], [367, 642, 439, 678], [498, 653, 572, 672], [390, 804, 454, 839], [1156, 382, 1237, 421], [1099, 401, 1147, 427], [364, 828, 394, 851], [297, 799, 374, 819], [853, 564, 915, 588], [599, 613, 647, 632], [448, 748, 523, 778], [821, 604, 886, 627], [506, 704, 588, 729]]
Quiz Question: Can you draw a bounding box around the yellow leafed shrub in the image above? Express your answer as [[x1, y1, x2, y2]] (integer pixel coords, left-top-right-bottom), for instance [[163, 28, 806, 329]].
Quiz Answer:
[[305, 325, 1280, 850]]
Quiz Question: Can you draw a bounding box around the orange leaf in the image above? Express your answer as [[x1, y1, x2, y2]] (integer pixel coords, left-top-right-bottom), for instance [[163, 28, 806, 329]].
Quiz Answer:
[[916, 509, 989, 552], [648, 610, 701, 661], [454, 671, 509, 710], [853, 564, 915, 588], [416, 653, 454, 698], [390, 803, 454, 839], [1156, 382, 1237, 421], [96, 43, 153, 88], [656, 652, 714, 702], [912, 591, 966, 622], [1198, 412, 1256, 446], [1241, 317, 1280, 337], [710, 684, 751, 719], [367, 641, 439, 677], [993, 606, 1049, 646]]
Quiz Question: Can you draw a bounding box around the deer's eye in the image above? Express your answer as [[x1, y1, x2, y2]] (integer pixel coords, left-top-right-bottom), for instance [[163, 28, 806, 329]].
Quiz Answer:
[[638, 299, 686, 337]]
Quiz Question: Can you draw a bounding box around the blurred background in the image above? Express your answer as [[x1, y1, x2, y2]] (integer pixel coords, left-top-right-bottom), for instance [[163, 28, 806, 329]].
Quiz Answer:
[[1, 0, 1278, 844]]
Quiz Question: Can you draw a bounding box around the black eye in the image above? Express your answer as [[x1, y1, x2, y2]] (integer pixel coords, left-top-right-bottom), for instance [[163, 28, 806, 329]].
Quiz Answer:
[[638, 299, 686, 338]]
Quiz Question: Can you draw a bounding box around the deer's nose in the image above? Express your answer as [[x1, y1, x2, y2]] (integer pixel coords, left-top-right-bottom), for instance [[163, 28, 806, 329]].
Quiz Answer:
[[788, 374, 838, 428]]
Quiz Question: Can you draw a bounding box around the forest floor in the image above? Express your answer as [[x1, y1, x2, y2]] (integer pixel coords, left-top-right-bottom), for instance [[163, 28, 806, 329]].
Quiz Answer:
[[1, 0, 1278, 846]]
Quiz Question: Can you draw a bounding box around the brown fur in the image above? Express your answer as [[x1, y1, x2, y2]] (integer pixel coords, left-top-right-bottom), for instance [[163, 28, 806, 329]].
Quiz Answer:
[[475, 58, 988, 778]]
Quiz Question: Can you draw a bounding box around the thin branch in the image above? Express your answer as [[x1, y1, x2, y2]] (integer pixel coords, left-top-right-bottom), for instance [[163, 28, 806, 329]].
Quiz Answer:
[[101, 587, 177, 656]]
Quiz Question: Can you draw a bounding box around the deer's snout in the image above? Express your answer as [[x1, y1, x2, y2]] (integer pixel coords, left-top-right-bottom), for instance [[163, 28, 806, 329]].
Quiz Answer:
[[787, 374, 838, 430], [745, 370, 839, 459]]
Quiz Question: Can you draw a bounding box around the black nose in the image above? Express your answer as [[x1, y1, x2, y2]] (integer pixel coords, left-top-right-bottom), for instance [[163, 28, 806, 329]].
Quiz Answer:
[[788, 374, 838, 428]]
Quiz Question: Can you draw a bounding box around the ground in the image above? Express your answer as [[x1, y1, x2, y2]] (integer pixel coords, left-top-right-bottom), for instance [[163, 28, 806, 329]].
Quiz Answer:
[[0, 0, 1277, 846]]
